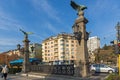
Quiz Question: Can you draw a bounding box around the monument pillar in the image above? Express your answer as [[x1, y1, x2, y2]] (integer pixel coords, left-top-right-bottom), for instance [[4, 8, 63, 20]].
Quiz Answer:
[[20, 29, 30, 73], [73, 11, 89, 77], [22, 35, 30, 73]]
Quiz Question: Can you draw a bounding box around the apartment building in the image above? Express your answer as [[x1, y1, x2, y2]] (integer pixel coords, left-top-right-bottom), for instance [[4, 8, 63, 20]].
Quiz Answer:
[[87, 36, 100, 63], [87, 36, 100, 53], [42, 33, 77, 65]]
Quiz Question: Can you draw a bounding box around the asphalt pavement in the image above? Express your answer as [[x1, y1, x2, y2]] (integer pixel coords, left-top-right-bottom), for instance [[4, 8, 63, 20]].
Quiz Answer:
[[0, 72, 108, 80]]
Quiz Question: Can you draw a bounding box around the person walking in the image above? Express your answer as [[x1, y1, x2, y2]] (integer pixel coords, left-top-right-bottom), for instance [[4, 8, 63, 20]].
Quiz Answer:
[[1, 65, 9, 80]]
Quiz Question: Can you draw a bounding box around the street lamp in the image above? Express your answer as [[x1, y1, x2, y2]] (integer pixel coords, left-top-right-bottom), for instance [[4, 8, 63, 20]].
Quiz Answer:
[[72, 24, 82, 44], [17, 44, 21, 50], [30, 46, 36, 58], [31, 46, 34, 53]]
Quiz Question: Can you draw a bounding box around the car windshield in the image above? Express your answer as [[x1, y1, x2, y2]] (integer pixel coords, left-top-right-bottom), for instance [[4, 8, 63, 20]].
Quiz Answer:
[[92, 64, 110, 68]]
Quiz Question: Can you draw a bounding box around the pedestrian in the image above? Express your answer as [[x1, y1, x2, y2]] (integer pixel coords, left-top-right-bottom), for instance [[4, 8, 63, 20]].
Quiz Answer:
[[1, 65, 9, 80]]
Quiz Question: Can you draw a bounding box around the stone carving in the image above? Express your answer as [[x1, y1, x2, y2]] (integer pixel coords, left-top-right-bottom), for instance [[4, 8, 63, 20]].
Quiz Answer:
[[70, 0, 87, 12], [20, 29, 28, 37], [20, 29, 33, 39]]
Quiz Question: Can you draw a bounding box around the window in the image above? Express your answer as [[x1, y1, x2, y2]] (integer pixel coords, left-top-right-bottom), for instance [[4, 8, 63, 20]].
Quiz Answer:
[[71, 44, 74, 47], [71, 48, 74, 51], [60, 39, 64, 42], [61, 48, 64, 50], [61, 56, 64, 58], [66, 48, 69, 51], [48, 54, 50, 56], [66, 52, 69, 54], [51, 42, 53, 44], [45, 57, 47, 60], [60, 44, 64, 46], [66, 40, 69, 42], [71, 56, 74, 58], [66, 44, 69, 47], [71, 52, 74, 54], [51, 46, 53, 48], [71, 41, 74, 43]]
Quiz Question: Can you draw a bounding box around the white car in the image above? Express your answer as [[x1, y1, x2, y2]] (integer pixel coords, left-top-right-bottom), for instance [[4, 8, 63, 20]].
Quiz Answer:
[[90, 64, 116, 73]]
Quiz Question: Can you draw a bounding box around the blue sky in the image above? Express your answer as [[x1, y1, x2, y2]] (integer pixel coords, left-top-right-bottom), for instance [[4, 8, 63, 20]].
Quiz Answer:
[[0, 0, 120, 52]]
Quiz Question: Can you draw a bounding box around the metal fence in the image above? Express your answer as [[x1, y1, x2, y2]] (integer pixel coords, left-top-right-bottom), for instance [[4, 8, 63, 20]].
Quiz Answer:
[[52, 65, 74, 76], [30, 64, 74, 76]]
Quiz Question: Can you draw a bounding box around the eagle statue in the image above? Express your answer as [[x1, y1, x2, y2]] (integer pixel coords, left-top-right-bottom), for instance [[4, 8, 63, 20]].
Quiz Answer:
[[70, 0, 87, 12]]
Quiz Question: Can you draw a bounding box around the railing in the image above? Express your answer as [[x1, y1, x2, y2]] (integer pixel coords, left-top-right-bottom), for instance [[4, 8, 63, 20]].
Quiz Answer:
[[52, 65, 74, 76], [30, 64, 74, 76]]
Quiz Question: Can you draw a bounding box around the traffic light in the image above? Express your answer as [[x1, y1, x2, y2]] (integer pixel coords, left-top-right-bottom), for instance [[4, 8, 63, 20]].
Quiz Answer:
[[110, 40, 120, 54], [118, 43, 120, 53], [112, 43, 120, 54], [113, 44, 119, 54], [110, 41, 114, 44]]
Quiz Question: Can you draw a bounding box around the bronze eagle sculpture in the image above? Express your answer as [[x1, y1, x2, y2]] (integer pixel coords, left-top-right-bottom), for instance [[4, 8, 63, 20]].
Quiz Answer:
[[70, 0, 87, 12]]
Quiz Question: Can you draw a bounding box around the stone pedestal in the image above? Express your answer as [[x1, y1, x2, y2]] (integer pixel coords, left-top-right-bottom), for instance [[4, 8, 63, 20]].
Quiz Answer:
[[73, 11, 89, 77]]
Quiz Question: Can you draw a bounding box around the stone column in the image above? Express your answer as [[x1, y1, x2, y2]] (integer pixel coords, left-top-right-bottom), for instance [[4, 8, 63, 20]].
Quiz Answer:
[[22, 35, 30, 73], [73, 11, 89, 77]]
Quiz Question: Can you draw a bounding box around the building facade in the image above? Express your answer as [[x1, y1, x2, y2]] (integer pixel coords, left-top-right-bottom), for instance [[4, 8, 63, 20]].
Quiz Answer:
[[87, 36, 100, 63], [42, 33, 77, 65], [87, 36, 100, 53], [0, 50, 22, 66], [29, 43, 42, 58]]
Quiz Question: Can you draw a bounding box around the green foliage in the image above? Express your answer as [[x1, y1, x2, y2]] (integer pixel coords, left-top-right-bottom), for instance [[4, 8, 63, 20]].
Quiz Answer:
[[103, 44, 108, 50], [9, 68, 22, 74], [102, 44, 113, 50], [105, 74, 120, 80]]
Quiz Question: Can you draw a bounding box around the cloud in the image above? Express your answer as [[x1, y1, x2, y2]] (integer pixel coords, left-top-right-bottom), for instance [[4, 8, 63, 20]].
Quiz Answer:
[[0, 6, 26, 52], [0, 38, 21, 52], [31, 0, 61, 23], [0, 38, 20, 46], [45, 22, 58, 34], [0, 6, 26, 31]]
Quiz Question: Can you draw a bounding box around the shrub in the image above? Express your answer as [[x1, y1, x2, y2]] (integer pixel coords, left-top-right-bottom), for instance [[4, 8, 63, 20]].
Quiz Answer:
[[105, 73, 120, 80], [9, 68, 22, 74]]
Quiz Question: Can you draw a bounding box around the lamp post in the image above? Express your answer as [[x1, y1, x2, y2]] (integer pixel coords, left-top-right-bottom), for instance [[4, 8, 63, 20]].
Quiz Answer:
[[31, 46, 35, 58], [116, 22, 120, 75]]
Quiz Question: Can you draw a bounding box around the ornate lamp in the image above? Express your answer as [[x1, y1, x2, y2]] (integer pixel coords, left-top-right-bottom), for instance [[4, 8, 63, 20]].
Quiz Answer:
[[17, 44, 21, 50], [31, 46, 34, 53], [72, 24, 82, 44]]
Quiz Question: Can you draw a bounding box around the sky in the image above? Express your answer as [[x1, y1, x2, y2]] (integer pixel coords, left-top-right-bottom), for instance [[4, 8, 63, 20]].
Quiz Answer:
[[0, 0, 120, 53]]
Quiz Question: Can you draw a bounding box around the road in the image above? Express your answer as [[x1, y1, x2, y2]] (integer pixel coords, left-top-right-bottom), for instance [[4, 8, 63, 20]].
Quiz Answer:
[[0, 73, 108, 80], [1, 74, 42, 80]]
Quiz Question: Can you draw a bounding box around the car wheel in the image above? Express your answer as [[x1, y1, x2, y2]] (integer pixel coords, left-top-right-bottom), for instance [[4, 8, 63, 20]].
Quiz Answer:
[[108, 70, 113, 74]]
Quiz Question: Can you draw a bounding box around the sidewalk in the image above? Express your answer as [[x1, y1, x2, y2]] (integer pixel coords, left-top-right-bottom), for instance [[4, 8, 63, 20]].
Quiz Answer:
[[16, 72, 106, 80]]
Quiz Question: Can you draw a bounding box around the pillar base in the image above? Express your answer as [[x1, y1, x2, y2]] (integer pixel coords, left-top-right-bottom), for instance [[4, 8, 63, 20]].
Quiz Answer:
[[74, 61, 90, 77]]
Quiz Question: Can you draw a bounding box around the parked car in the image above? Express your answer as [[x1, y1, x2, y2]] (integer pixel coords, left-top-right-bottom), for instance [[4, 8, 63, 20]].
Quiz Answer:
[[90, 64, 116, 73]]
